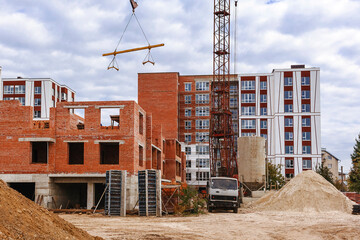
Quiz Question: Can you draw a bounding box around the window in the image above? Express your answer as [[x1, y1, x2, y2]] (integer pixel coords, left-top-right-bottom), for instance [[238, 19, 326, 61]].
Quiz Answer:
[[196, 145, 209, 155], [260, 120, 267, 129], [328, 164, 332, 169], [185, 121, 191, 130], [260, 108, 267, 116], [14, 97, 25, 106], [15, 85, 25, 94], [185, 108, 191, 117], [231, 109, 238, 120], [301, 77, 310, 85], [4, 85, 14, 94], [186, 173, 191, 181], [3, 97, 13, 100], [52, 88, 55, 96], [32, 142, 48, 163], [230, 85, 238, 94], [196, 158, 210, 168], [34, 86, 41, 94], [286, 173, 294, 179], [260, 81, 267, 90], [232, 123, 238, 133], [302, 118, 310, 127], [34, 111, 41, 118], [284, 77, 293, 86], [303, 159, 312, 169], [196, 132, 209, 142], [139, 112, 144, 134], [302, 146, 311, 154], [185, 134, 192, 143], [100, 143, 119, 164], [242, 132, 255, 137], [260, 94, 267, 103], [241, 119, 256, 129], [184, 95, 191, 104], [196, 119, 209, 129], [285, 118, 293, 127], [186, 160, 191, 168], [196, 94, 209, 104], [302, 132, 311, 141], [285, 159, 294, 168], [284, 104, 293, 113], [185, 147, 191, 155], [285, 146, 293, 154], [241, 93, 255, 103], [68, 143, 84, 164], [185, 83, 191, 91], [230, 98, 237, 107], [241, 106, 255, 116], [302, 104, 310, 112], [61, 92, 67, 100], [196, 81, 209, 91], [241, 81, 255, 90], [139, 145, 144, 167], [196, 171, 209, 181], [284, 91, 293, 100], [260, 134, 267, 140], [285, 132, 293, 141], [34, 98, 41, 106], [301, 90, 310, 99], [196, 107, 209, 116]]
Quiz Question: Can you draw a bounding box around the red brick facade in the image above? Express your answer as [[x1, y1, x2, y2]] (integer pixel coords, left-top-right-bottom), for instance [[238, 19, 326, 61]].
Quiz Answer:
[[0, 100, 185, 182]]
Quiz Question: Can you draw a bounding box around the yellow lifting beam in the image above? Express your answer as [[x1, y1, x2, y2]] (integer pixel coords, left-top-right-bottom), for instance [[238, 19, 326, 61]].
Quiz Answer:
[[102, 43, 164, 57]]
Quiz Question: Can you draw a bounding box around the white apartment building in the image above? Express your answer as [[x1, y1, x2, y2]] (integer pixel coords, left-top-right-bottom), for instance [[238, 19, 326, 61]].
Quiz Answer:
[[0, 73, 75, 119], [239, 65, 321, 179]]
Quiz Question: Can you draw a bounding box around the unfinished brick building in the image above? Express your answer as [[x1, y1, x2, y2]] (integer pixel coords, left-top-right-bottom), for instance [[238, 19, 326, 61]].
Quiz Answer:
[[0, 99, 185, 210]]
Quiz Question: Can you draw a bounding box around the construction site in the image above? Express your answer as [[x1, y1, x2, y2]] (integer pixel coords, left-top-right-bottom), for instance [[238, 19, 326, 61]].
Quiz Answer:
[[0, 0, 359, 239]]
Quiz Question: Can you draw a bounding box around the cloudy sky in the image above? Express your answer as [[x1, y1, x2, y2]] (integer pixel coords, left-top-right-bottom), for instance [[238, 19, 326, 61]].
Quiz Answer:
[[1, 0, 359, 172]]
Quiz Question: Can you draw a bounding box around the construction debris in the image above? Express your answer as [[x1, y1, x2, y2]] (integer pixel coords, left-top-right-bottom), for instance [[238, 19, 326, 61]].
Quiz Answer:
[[252, 170, 354, 213], [0, 179, 102, 240]]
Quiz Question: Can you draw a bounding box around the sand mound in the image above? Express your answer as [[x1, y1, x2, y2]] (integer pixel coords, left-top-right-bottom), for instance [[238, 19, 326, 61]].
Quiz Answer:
[[252, 170, 354, 213], [0, 179, 102, 240]]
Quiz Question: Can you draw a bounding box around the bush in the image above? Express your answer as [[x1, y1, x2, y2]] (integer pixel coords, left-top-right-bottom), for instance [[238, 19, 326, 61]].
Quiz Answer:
[[176, 186, 206, 215]]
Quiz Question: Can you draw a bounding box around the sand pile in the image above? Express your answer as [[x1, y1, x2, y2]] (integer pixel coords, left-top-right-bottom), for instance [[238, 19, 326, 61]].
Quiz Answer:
[[0, 179, 102, 240], [252, 170, 354, 213]]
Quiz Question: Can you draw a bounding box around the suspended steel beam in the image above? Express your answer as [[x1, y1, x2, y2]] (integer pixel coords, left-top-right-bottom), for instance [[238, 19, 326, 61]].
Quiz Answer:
[[102, 43, 164, 57]]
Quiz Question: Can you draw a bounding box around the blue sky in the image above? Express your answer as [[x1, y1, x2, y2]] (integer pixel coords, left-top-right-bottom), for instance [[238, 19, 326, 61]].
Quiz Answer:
[[0, 0, 359, 173]]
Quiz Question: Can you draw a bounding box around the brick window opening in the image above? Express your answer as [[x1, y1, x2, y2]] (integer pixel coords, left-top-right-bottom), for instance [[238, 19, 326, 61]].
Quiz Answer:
[[139, 112, 144, 135], [139, 145, 144, 167], [68, 143, 84, 164], [100, 143, 119, 164], [100, 108, 120, 128], [32, 142, 48, 163]]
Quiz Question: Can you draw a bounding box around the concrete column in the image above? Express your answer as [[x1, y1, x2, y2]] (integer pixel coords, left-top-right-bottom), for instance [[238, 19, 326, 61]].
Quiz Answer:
[[87, 182, 95, 209]]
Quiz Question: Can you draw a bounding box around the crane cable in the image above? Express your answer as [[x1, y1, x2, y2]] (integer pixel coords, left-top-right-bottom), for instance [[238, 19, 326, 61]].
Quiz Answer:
[[234, 0, 238, 75], [108, 6, 154, 70]]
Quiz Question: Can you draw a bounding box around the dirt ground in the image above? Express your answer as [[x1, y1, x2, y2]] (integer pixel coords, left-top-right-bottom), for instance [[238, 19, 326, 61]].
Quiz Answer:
[[61, 209, 360, 240]]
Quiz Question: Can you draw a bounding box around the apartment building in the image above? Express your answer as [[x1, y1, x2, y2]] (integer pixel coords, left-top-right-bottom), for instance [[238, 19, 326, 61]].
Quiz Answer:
[[0, 100, 185, 210], [139, 65, 321, 185], [321, 148, 340, 180], [0, 75, 75, 119]]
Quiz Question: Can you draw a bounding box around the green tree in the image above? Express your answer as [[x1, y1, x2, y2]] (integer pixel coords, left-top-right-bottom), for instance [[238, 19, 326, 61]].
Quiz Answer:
[[315, 163, 334, 185], [267, 161, 285, 189], [177, 186, 205, 215], [349, 134, 360, 193]]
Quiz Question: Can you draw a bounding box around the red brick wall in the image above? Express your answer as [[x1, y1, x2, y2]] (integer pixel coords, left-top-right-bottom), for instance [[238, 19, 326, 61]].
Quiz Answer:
[[138, 72, 179, 139]]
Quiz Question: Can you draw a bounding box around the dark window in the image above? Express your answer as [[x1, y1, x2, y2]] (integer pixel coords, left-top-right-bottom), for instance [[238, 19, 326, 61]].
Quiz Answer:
[[139, 145, 144, 167], [68, 143, 84, 164], [139, 112, 144, 135], [100, 143, 119, 164], [32, 142, 48, 163]]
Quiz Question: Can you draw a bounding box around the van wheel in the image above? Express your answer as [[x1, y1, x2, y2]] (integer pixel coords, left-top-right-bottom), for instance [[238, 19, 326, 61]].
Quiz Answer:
[[208, 207, 213, 213], [233, 207, 238, 213]]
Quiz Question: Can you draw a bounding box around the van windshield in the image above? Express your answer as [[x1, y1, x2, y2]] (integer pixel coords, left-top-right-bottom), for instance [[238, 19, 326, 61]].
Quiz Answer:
[[210, 179, 237, 190]]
